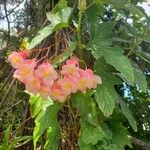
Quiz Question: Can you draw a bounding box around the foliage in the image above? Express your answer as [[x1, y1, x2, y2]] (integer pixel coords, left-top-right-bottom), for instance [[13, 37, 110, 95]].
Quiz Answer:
[[29, 94, 60, 150], [0, 127, 32, 150], [0, 0, 150, 150]]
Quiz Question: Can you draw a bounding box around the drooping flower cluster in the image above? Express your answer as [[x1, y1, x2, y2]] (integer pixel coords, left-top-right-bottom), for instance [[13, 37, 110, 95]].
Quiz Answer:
[[8, 51, 102, 103]]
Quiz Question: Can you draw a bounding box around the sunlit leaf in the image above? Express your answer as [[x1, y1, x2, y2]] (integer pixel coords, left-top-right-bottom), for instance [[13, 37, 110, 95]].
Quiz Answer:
[[29, 95, 60, 150], [28, 7, 72, 49]]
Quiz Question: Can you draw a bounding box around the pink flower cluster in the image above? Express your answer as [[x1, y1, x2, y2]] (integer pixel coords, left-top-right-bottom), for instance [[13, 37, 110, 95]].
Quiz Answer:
[[8, 51, 102, 103]]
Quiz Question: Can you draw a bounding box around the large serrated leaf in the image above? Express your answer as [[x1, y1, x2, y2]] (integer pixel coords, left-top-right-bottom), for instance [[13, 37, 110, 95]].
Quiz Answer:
[[91, 21, 115, 40], [89, 22, 135, 84], [29, 94, 52, 118], [104, 46, 135, 84], [95, 80, 117, 117], [117, 97, 137, 132], [94, 58, 121, 117], [44, 119, 60, 150], [29, 95, 60, 150], [91, 44, 135, 84], [33, 102, 60, 150]]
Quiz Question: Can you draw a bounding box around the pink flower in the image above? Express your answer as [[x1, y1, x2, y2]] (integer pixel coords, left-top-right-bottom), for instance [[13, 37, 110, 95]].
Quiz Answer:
[[34, 62, 58, 85], [8, 52, 24, 69], [25, 76, 41, 94], [77, 78, 89, 93], [65, 74, 78, 83], [77, 69, 94, 90], [66, 57, 79, 66], [39, 84, 51, 98], [79, 69, 93, 78], [92, 75, 102, 88], [57, 77, 77, 95], [79, 69, 102, 89], [13, 60, 36, 83], [50, 84, 67, 103], [61, 64, 80, 78], [9, 53, 102, 102], [13, 70, 26, 83], [24, 59, 37, 68]]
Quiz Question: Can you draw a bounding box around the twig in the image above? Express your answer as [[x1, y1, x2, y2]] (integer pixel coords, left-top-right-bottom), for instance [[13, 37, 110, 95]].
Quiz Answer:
[[0, 78, 16, 108], [0, 99, 24, 117], [13, 117, 32, 137], [128, 135, 150, 150], [0, 0, 24, 20], [0, 69, 14, 92], [3, 0, 10, 45], [15, 140, 32, 148]]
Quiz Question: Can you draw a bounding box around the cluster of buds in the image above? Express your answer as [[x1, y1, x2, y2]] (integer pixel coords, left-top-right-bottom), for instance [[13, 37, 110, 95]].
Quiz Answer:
[[8, 51, 102, 103]]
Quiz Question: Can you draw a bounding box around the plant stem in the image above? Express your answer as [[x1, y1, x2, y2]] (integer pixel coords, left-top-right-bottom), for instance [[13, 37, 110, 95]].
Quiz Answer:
[[77, 9, 83, 58]]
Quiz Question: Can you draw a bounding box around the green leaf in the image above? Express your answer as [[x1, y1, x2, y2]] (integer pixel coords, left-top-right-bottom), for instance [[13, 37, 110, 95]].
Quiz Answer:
[[28, 7, 72, 49], [28, 24, 54, 50], [96, 143, 118, 150], [91, 42, 135, 84], [14, 136, 32, 143], [113, 37, 130, 43], [3, 127, 10, 146], [29, 94, 53, 118], [101, 123, 112, 140], [79, 138, 95, 150], [94, 58, 121, 117], [72, 91, 98, 126], [91, 21, 115, 41], [46, 7, 72, 25], [51, 0, 67, 13], [80, 119, 105, 145], [72, 92, 92, 116], [95, 21, 115, 39], [89, 22, 134, 84], [104, 47, 135, 84], [44, 121, 60, 150], [124, 4, 144, 18], [131, 61, 147, 92], [33, 102, 60, 150], [117, 97, 137, 132], [0, 127, 16, 150], [95, 81, 117, 117], [72, 92, 104, 149], [110, 122, 132, 150], [29, 95, 60, 150]]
